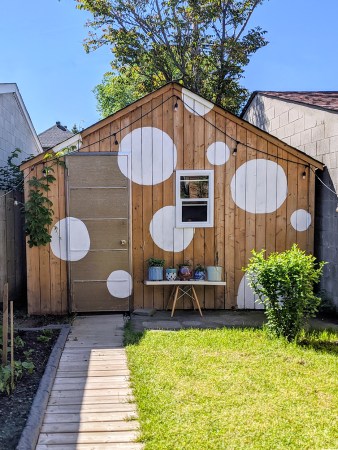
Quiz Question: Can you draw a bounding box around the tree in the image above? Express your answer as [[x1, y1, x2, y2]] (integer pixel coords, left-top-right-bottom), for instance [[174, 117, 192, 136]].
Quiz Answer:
[[76, 0, 268, 115]]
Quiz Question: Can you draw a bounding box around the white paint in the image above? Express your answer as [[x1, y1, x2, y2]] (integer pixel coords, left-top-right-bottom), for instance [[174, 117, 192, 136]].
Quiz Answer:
[[237, 274, 264, 310], [118, 127, 177, 185], [50, 217, 90, 261], [107, 270, 133, 298], [150, 205, 195, 252], [230, 159, 288, 214], [290, 209, 311, 231], [206, 141, 230, 166], [181, 88, 214, 116]]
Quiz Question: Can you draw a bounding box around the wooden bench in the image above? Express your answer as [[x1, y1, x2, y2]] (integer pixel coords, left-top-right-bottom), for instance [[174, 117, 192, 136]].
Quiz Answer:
[[144, 280, 227, 317]]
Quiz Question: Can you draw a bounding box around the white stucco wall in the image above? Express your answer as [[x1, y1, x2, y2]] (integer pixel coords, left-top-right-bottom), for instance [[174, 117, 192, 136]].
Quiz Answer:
[[243, 95, 338, 190], [0, 92, 40, 165]]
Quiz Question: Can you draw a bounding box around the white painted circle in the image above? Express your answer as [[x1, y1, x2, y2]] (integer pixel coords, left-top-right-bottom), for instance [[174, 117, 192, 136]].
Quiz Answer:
[[290, 209, 311, 231], [181, 88, 214, 116], [107, 270, 133, 298], [50, 217, 90, 261], [207, 141, 230, 166], [150, 206, 195, 252], [237, 274, 264, 310], [118, 127, 177, 185], [230, 159, 288, 214]]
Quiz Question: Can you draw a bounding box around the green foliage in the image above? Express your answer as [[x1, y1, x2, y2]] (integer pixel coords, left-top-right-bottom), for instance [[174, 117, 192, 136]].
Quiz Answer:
[[147, 258, 165, 267], [76, 0, 268, 114], [0, 148, 33, 192], [37, 329, 53, 344], [245, 244, 325, 341]]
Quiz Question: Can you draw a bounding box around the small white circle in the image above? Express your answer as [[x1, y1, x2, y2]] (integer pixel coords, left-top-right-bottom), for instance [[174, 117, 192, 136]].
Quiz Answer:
[[237, 274, 264, 310], [207, 141, 230, 166], [107, 270, 133, 298], [230, 159, 288, 214], [149, 206, 194, 252], [181, 88, 214, 116], [51, 217, 90, 261], [118, 127, 177, 185], [290, 209, 311, 231]]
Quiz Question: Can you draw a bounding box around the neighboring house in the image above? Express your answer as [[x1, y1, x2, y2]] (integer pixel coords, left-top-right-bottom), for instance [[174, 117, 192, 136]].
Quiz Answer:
[[242, 91, 338, 309], [0, 83, 42, 163], [21, 83, 323, 315], [38, 121, 74, 151]]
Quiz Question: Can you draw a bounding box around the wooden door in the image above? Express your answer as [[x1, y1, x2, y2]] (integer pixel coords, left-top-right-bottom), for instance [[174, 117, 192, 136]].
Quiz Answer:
[[66, 153, 131, 312]]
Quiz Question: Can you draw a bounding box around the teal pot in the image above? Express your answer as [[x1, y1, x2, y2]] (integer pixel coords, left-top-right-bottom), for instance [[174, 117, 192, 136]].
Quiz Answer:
[[206, 266, 222, 281], [148, 266, 164, 281], [165, 268, 177, 281]]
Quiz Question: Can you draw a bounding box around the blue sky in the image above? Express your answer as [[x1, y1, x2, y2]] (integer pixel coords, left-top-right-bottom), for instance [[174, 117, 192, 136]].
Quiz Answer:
[[1, 0, 337, 134]]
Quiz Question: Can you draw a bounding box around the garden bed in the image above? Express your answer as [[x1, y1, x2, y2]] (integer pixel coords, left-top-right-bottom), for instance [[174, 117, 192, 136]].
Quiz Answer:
[[0, 329, 59, 449]]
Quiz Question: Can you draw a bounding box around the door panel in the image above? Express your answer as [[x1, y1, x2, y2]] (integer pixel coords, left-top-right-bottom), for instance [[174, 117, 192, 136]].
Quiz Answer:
[[66, 153, 130, 312]]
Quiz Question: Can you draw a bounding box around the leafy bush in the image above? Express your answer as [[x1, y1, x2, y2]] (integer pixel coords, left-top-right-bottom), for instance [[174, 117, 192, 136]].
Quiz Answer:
[[245, 244, 325, 341], [0, 361, 35, 394]]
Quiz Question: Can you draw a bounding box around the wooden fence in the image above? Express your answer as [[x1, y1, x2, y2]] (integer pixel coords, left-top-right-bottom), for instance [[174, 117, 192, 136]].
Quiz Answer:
[[0, 190, 26, 303]]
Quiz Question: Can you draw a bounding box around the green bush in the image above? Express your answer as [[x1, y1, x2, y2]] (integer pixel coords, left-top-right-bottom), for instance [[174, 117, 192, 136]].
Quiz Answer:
[[245, 244, 325, 341]]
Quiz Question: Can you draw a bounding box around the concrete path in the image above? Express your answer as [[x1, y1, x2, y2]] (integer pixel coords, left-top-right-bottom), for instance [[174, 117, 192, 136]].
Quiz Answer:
[[36, 315, 143, 450]]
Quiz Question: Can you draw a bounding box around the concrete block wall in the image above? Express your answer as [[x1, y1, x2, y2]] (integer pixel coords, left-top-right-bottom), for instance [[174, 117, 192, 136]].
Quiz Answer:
[[0, 93, 40, 166], [244, 95, 338, 309]]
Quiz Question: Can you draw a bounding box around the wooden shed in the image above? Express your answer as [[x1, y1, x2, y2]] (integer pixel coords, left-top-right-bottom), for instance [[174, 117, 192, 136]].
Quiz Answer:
[[21, 83, 323, 315]]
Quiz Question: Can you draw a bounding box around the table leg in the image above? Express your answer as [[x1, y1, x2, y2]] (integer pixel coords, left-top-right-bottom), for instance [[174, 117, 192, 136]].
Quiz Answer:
[[171, 286, 179, 317], [191, 286, 203, 317], [166, 286, 176, 311]]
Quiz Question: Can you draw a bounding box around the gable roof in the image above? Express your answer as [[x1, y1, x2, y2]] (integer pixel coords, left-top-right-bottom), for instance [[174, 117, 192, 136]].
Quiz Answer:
[[21, 82, 324, 171], [242, 91, 338, 117], [0, 83, 43, 153], [38, 122, 74, 150]]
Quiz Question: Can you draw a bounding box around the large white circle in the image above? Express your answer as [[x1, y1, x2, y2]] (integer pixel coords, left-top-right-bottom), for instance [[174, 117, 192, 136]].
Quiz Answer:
[[107, 270, 133, 298], [290, 209, 311, 231], [50, 217, 90, 261], [181, 88, 214, 116], [118, 127, 177, 185], [207, 141, 230, 166], [237, 274, 264, 310], [150, 206, 195, 252], [230, 159, 288, 214]]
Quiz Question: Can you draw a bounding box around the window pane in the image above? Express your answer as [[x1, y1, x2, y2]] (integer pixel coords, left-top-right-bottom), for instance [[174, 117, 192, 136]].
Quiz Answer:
[[182, 201, 208, 222], [180, 176, 209, 199]]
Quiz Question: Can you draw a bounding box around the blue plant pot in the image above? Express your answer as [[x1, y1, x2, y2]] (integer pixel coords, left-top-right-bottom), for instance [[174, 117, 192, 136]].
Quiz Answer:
[[194, 270, 206, 280], [148, 266, 164, 281], [165, 268, 177, 281]]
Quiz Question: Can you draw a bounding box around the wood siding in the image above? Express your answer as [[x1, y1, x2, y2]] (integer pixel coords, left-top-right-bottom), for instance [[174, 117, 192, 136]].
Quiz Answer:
[[23, 84, 319, 314]]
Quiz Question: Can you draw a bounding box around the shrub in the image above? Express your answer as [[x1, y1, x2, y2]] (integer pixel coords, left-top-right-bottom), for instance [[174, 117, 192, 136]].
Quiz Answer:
[[245, 244, 325, 341]]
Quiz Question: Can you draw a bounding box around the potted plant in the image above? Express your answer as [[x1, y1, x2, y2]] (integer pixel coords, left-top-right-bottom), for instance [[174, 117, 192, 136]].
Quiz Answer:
[[206, 252, 223, 281], [165, 266, 178, 281], [194, 264, 206, 280], [177, 260, 193, 280], [147, 258, 165, 281]]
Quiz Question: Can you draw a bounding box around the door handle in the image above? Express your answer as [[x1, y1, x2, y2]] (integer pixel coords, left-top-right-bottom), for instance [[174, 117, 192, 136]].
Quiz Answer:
[[120, 240, 127, 245]]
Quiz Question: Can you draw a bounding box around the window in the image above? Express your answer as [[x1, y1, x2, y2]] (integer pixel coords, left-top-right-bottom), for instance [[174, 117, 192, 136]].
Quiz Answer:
[[176, 170, 214, 228]]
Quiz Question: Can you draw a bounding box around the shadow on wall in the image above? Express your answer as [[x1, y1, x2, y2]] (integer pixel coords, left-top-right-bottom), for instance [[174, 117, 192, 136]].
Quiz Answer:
[[314, 168, 338, 311], [243, 95, 270, 132]]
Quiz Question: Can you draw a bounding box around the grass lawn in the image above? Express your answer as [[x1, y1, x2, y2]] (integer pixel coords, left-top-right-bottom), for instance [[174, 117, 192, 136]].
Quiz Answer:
[[125, 326, 338, 450]]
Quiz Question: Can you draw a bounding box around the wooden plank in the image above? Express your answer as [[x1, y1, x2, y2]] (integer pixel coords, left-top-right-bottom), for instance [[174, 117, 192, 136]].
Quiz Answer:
[[245, 131, 257, 264], [286, 153, 298, 249], [46, 404, 136, 414], [48, 396, 133, 406], [275, 147, 288, 253], [38, 431, 140, 445], [308, 166, 315, 254], [41, 421, 139, 433], [56, 370, 129, 377], [57, 161, 68, 314], [36, 443, 144, 450], [51, 382, 130, 390], [296, 159, 309, 251], [265, 142, 279, 257], [50, 388, 133, 398], [43, 412, 137, 423], [39, 163, 51, 314], [2, 283, 8, 365]]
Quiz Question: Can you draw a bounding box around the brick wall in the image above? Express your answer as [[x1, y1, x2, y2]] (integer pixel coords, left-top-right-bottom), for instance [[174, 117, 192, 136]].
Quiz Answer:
[[244, 95, 338, 309]]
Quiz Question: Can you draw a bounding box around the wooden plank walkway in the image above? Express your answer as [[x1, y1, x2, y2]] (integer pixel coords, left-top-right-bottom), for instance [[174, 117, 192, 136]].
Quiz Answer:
[[36, 315, 143, 450]]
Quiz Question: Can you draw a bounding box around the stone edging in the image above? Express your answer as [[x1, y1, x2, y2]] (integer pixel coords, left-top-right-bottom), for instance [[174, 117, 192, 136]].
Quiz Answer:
[[16, 324, 71, 450]]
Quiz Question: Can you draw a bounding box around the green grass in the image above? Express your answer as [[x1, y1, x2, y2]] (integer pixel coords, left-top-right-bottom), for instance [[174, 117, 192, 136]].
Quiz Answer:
[[125, 326, 338, 450]]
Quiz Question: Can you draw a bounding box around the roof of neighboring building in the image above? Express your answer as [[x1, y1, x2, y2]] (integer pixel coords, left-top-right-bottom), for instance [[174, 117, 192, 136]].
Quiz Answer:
[[0, 83, 43, 153], [242, 91, 338, 117], [38, 122, 74, 150]]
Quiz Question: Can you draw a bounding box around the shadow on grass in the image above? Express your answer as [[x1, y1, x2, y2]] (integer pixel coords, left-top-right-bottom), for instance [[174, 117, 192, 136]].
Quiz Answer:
[[124, 321, 146, 346], [297, 330, 338, 356]]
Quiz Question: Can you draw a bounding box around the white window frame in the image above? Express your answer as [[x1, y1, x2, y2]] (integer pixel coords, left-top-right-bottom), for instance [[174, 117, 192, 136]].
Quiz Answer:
[[176, 169, 214, 228]]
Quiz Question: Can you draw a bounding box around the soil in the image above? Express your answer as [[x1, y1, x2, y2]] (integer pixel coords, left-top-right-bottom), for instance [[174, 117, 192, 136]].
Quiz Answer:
[[0, 329, 59, 449]]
